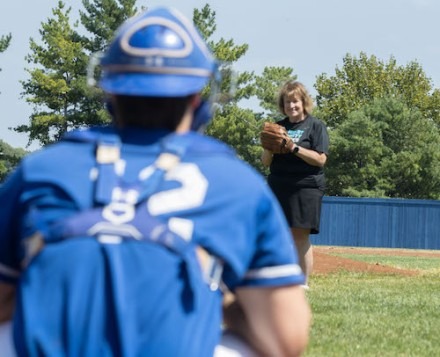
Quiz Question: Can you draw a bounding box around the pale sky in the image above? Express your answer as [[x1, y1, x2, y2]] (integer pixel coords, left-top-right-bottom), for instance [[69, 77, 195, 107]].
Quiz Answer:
[[1, 0, 439, 149]]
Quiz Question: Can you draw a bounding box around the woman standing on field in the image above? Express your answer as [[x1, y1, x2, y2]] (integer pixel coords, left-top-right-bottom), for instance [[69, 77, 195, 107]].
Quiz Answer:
[[261, 81, 329, 288]]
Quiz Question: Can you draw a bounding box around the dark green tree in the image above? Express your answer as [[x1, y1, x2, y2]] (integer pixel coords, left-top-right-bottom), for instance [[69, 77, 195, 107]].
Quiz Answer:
[[326, 97, 440, 199], [79, 0, 138, 53], [315, 52, 440, 128]]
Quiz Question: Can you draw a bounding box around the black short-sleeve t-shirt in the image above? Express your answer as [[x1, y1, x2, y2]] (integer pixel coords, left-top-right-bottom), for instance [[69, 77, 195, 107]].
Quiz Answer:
[[269, 115, 329, 189]]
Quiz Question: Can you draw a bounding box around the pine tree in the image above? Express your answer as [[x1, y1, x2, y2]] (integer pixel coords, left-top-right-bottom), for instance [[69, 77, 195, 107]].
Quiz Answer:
[[0, 33, 11, 54], [79, 0, 138, 53], [16, 1, 108, 146]]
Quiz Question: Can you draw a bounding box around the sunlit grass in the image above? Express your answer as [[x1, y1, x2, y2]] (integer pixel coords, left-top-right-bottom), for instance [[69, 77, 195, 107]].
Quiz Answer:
[[305, 261, 440, 356]]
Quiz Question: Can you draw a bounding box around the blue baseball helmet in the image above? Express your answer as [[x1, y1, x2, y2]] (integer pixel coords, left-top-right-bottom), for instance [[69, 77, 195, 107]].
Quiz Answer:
[[99, 6, 218, 97]]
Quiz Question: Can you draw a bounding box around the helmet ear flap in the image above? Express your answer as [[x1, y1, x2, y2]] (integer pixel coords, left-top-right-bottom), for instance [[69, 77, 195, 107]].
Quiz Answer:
[[191, 100, 212, 132]]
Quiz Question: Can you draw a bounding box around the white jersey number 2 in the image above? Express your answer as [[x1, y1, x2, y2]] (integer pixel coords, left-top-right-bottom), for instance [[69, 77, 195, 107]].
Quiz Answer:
[[146, 163, 208, 241], [147, 163, 208, 216]]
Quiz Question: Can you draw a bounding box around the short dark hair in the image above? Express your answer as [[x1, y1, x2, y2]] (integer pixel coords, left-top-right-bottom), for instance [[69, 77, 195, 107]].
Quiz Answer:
[[111, 95, 193, 130]]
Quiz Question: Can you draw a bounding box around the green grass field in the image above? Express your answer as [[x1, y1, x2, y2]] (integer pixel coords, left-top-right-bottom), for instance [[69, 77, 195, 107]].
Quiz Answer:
[[304, 250, 440, 357]]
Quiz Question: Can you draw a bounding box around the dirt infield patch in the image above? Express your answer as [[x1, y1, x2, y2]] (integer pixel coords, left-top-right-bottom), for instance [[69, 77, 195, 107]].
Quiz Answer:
[[313, 246, 440, 276]]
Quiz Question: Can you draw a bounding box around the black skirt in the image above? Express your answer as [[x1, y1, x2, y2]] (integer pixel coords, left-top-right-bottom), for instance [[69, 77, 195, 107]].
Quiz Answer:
[[268, 175, 324, 234]]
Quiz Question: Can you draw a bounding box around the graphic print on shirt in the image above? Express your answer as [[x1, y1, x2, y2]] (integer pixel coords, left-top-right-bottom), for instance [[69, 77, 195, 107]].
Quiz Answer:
[[287, 129, 304, 143]]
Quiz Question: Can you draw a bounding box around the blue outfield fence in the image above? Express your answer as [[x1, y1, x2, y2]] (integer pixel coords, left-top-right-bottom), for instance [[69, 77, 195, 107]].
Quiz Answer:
[[315, 196, 440, 250]]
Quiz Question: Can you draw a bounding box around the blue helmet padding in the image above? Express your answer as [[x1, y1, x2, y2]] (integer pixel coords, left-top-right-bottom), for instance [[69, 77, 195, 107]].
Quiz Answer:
[[100, 72, 210, 97], [99, 6, 217, 97]]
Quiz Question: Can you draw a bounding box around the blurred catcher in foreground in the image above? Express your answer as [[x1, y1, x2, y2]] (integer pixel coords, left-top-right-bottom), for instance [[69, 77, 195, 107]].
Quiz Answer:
[[0, 7, 310, 357]]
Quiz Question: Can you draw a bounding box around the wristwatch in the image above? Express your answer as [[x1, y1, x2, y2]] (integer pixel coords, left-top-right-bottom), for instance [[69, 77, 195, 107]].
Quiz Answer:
[[292, 145, 300, 155]]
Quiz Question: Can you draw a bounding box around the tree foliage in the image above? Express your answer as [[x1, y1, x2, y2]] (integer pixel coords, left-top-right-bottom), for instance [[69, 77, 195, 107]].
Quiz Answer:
[[0, 33, 12, 94], [315, 52, 440, 128], [315, 52, 440, 199], [11, 3, 440, 199], [79, 0, 138, 53], [15, 0, 139, 147], [0, 140, 27, 182], [326, 97, 440, 199], [192, 5, 262, 169], [0, 33, 11, 54], [193, 5, 304, 173], [254, 66, 297, 117], [15, 1, 108, 146]]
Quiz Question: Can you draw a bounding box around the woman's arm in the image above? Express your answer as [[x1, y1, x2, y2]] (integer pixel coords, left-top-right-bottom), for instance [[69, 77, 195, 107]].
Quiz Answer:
[[262, 145, 327, 169], [294, 145, 327, 167], [261, 149, 273, 167]]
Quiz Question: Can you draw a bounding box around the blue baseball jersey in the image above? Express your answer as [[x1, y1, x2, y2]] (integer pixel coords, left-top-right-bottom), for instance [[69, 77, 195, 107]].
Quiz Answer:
[[0, 127, 305, 357]]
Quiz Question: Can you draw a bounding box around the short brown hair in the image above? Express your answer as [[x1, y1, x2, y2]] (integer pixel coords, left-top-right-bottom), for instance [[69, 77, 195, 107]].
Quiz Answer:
[[277, 81, 314, 116]]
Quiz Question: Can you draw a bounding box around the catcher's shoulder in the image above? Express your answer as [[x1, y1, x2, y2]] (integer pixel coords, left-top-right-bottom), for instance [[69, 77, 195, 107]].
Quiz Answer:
[[194, 136, 266, 178], [189, 134, 236, 156]]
